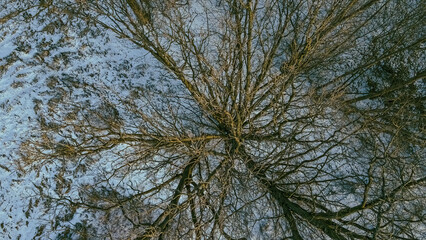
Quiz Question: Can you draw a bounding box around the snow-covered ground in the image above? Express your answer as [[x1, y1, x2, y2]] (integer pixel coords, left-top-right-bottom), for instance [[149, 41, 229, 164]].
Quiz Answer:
[[0, 8, 156, 238]]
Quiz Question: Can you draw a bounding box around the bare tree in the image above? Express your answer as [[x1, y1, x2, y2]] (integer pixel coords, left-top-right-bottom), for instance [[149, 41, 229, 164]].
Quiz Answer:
[[9, 0, 425, 239]]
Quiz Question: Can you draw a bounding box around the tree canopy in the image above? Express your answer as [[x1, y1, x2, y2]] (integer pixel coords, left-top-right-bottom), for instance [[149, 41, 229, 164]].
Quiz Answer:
[[2, 0, 425, 239]]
